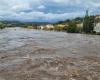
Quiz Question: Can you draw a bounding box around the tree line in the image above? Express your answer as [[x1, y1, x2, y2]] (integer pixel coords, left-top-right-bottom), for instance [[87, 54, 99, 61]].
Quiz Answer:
[[53, 15, 95, 34], [0, 14, 96, 34]]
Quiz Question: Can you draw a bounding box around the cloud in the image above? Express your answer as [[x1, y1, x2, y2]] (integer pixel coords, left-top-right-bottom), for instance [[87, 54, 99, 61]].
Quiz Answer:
[[11, 4, 32, 12], [38, 5, 45, 9], [0, 0, 100, 22]]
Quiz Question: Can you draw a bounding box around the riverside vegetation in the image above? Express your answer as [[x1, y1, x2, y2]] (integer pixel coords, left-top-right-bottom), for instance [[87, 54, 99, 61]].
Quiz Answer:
[[53, 15, 95, 34], [0, 13, 99, 35]]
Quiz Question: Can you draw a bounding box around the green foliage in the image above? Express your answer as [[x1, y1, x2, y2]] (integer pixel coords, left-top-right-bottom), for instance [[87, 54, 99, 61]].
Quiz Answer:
[[0, 23, 6, 29], [27, 26, 33, 29], [65, 19, 71, 23], [83, 16, 95, 33], [74, 17, 83, 24], [57, 21, 64, 24], [66, 22, 78, 33]]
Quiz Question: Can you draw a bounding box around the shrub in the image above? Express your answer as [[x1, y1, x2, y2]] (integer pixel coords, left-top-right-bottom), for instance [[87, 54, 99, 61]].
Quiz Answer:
[[0, 23, 6, 29], [27, 26, 33, 29], [83, 16, 95, 33], [66, 22, 77, 33]]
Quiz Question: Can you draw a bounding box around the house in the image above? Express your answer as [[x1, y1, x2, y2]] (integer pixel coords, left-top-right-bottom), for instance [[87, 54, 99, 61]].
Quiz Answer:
[[45, 24, 54, 30], [38, 24, 54, 30], [94, 15, 100, 33], [38, 25, 45, 30], [54, 24, 65, 31], [77, 23, 83, 28], [94, 23, 100, 33]]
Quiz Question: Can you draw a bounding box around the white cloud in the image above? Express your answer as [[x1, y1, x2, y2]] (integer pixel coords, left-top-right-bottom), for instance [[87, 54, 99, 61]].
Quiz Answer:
[[0, 0, 100, 22], [11, 3, 31, 12], [38, 5, 45, 9], [0, 11, 85, 22]]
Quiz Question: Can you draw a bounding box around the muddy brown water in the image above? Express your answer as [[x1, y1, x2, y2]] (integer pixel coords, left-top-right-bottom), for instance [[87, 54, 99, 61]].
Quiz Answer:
[[0, 27, 100, 80]]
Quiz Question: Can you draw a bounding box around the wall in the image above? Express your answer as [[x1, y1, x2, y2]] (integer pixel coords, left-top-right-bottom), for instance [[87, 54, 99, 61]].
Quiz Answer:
[[94, 23, 100, 33]]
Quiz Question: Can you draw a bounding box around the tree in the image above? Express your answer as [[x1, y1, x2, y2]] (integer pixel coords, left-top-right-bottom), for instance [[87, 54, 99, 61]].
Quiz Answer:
[[64, 19, 71, 23], [83, 10, 95, 33], [66, 21, 77, 33], [0, 23, 6, 29], [83, 16, 95, 33]]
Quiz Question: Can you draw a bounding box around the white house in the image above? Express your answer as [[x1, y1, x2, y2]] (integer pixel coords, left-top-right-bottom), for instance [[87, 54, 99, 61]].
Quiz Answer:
[[38, 25, 45, 30], [38, 24, 54, 30], [45, 24, 54, 30], [94, 23, 100, 33], [77, 23, 83, 28], [94, 15, 100, 33]]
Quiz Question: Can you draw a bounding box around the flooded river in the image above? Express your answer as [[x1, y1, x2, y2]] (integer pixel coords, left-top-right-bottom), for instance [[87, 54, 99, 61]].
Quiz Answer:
[[0, 27, 100, 80], [0, 27, 100, 57]]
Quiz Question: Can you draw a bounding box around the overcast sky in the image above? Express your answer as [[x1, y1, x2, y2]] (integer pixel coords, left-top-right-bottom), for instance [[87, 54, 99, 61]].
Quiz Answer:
[[0, 0, 100, 22]]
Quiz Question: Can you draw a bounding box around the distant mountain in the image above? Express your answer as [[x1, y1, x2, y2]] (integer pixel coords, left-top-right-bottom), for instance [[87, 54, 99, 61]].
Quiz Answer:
[[0, 20, 53, 28], [23, 22, 52, 25], [0, 20, 52, 25]]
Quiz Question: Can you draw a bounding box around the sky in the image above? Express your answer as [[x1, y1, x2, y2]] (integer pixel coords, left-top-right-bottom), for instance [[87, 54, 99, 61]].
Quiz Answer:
[[0, 0, 100, 22]]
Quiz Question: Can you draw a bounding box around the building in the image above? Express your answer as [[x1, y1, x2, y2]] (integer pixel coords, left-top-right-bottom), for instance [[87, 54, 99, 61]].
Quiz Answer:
[[45, 24, 54, 30], [38, 24, 54, 30], [54, 24, 65, 31], [94, 15, 100, 33], [77, 23, 83, 28], [38, 25, 45, 30]]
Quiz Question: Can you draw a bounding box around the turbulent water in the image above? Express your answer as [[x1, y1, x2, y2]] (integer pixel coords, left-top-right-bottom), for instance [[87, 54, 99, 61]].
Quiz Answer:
[[0, 27, 100, 57], [0, 27, 41, 50], [0, 27, 100, 80]]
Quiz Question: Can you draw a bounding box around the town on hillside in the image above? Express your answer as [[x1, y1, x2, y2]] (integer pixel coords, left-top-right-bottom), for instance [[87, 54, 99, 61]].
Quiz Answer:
[[37, 11, 100, 34]]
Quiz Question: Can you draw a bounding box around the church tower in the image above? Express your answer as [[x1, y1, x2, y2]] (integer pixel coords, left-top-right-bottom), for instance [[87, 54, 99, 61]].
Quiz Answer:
[[85, 10, 89, 17]]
